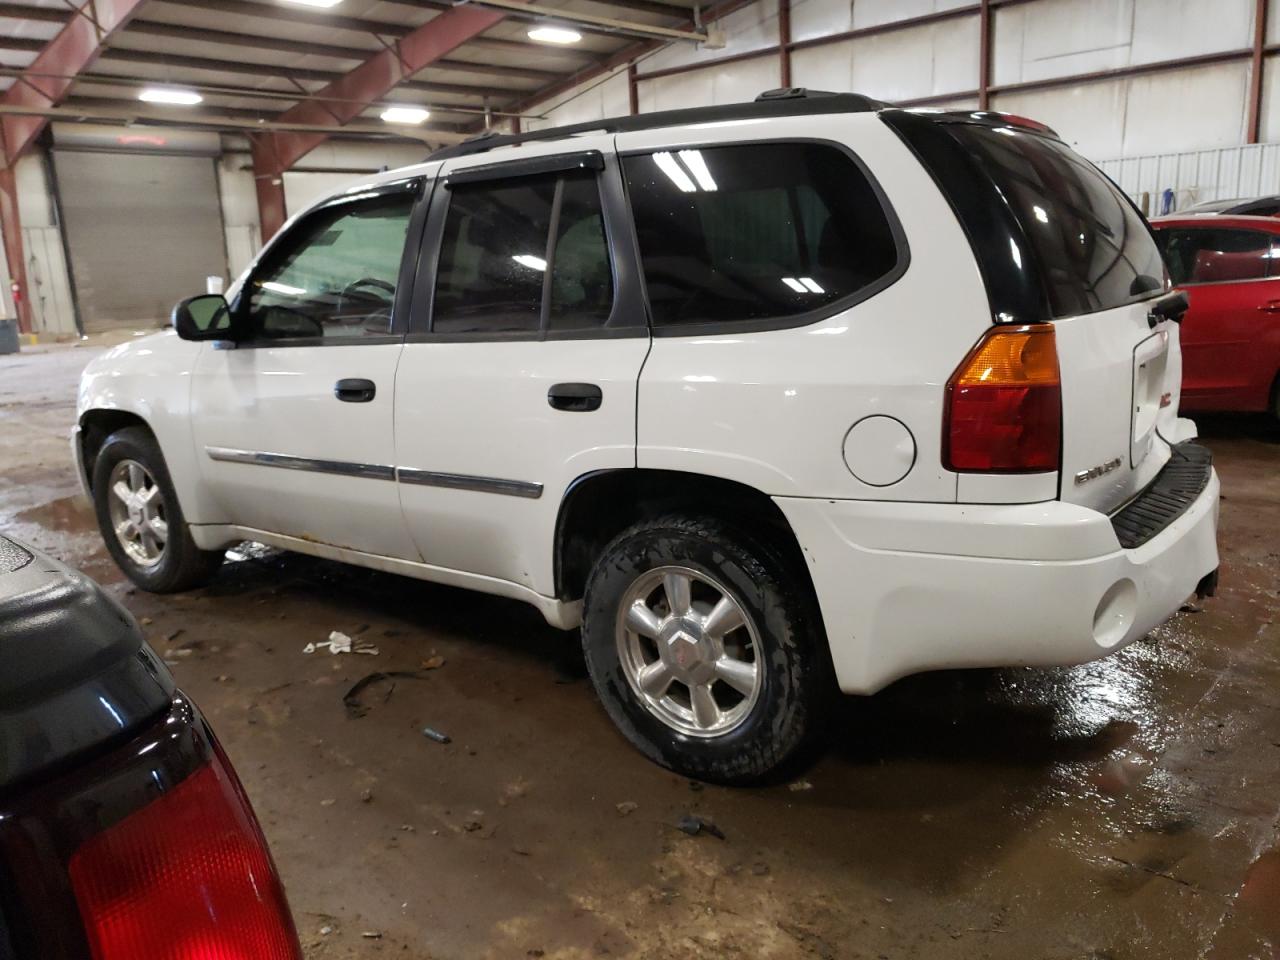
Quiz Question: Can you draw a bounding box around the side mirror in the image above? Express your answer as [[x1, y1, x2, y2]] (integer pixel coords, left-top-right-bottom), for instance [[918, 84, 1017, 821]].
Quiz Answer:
[[172, 294, 233, 341]]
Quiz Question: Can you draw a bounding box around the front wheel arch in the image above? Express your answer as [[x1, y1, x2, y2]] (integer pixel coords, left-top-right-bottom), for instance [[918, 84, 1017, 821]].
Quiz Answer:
[[80, 409, 156, 492]]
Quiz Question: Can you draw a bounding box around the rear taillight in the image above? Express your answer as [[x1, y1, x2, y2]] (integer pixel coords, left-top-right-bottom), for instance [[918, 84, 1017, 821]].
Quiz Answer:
[[944, 323, 1061, 472], [68, 754, 302, 960]]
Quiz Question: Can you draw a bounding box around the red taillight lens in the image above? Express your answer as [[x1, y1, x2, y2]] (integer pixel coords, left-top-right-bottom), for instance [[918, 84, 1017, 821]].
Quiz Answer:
[[944, 324, 1061, 472], [68, 757, 302, 960]]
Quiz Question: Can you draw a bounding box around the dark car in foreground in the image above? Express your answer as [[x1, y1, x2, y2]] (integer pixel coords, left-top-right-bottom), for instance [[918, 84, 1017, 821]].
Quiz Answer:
[[1184, 194, 1280, 217], [0, 536, 302, 960]]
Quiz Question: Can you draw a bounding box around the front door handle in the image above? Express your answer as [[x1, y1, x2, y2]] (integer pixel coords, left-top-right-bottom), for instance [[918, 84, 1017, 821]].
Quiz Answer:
[[548, 382, 602, 412], [335, 378, 376, 403], [1259, 301, 1280, 313]]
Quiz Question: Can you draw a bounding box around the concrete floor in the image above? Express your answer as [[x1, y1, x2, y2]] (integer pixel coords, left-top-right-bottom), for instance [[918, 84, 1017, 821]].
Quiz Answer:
[[3, 338, 1279, 960]]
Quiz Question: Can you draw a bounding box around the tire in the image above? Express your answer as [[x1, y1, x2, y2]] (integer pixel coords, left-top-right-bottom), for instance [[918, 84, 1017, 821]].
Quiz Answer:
[[581, 514, 831, 785], [91, 426, 223, 592]]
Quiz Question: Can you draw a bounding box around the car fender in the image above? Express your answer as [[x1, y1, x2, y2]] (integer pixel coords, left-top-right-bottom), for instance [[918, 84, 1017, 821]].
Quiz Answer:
[[76, 330, 227, 525]]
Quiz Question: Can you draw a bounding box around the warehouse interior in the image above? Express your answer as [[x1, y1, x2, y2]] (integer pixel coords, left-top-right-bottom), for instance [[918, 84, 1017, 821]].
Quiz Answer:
[[2, 0, 1280, 958]]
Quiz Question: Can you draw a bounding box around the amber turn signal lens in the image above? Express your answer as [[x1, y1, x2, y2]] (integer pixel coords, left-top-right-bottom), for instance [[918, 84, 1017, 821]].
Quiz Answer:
[[944, 324, 1062, 473]]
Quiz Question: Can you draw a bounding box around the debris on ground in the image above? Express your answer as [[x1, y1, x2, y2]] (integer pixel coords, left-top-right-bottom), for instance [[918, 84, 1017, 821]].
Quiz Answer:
[[616, 801, 639, 817], [320, 798, 336, 807], [342, 670, 430, 719], [140, 616, 153, 626], [422, 726, 452, 744], [165, 628, 185, 643], [421, 654, 446, 670], [789, 779, 814, 792], [360, 788, 374, 803], [360, 931, 382, 940], [304, 630, 379, 655], [676, 814, 725, 839], [1180, 600, 1205, 613]]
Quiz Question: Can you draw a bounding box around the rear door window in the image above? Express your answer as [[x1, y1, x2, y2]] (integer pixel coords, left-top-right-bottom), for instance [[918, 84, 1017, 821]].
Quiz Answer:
[[621, 143, 902, 330], [431, 169, 615, 336], [1155, 227, 1276, 285], [949, 126, 1167, 317]]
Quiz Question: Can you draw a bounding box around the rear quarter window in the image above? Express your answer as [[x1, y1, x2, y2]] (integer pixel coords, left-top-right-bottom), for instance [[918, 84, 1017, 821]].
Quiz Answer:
[[949, 125, 1167, 318], [621, 142, 903, 331]]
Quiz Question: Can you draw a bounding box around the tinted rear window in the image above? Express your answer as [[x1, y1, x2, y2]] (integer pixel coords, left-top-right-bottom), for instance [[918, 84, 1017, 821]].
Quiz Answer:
[[622, 143, 901, 330], [1156, 227, 1277, 285], [951, 126, 1167, 318]]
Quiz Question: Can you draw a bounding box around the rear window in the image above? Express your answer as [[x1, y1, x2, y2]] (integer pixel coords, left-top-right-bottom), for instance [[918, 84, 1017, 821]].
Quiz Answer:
[[621, 143, 901, 330], [1156, 227, 1277, 284], [951, 126, 1167, 318]]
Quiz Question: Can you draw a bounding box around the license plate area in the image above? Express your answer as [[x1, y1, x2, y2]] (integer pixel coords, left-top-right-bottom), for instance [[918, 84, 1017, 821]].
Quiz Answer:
[[1132, 330, 1170, 468]]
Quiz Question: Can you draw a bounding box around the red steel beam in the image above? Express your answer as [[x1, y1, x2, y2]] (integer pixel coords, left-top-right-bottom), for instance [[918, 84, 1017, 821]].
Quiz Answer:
[[0, 164, 31, 334], [978, 0, 992, 109], [1, 0, 148, 166], [250, 4, 511, 239], [778, 0, 792, 88], [1248, 0, 1267, 143]]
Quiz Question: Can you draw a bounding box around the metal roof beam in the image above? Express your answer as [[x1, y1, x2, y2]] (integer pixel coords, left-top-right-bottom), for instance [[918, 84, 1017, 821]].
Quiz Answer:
[[2, 0, 149, 165], [93, 48, 518, 101], [251, 2, 515, 238]]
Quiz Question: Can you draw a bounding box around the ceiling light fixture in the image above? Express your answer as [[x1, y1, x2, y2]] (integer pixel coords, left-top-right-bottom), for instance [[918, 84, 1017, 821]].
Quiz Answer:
[[380, 106, 430, 124], [528, 25, 582, 44], [138, 87, 203, 106], [280, 0, 344, 7]]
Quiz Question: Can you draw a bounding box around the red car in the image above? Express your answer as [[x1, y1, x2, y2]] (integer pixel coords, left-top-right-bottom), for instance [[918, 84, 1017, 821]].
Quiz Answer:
[[1151, 214, 1280, 418]]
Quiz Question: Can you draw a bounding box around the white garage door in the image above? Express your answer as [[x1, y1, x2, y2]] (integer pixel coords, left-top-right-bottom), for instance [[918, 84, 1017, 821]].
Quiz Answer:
[[54, 151, 228, 333]]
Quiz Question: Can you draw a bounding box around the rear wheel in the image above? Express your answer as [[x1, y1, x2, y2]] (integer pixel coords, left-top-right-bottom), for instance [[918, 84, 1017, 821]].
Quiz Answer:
[[92, 427, 223, 592], [581, 515, 830, 784]]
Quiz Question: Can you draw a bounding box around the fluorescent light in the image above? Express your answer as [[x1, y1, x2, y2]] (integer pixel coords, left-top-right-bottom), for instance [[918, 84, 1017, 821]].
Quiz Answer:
[[528, 25, 582, 44], [260, 280, 306, 296], [798, 277, 824, 294], [654, 151, 696, 192], [781, 278, 807, 293], [677, 149, 717, 191], [138, 87, 202, 106], [380, 105, 430, 124], [281, 0, 344, 6], [512, 254, 547, 271]]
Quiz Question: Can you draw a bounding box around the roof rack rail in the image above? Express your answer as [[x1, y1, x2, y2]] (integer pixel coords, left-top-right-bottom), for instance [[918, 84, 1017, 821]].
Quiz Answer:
[[427, 89, 889, 161]]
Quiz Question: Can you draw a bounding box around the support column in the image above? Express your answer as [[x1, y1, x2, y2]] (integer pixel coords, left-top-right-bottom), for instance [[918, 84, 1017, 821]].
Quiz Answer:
[[0, 159, 32, 335], [251, 137, 289, 244], [1248, 0, 1268, 143], [779, 0, 792, 88], [628, 62, 639, 115], [978, 0, 992, 110]]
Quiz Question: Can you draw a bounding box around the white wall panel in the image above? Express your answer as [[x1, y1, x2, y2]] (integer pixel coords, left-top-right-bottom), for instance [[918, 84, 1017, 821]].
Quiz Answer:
[[1130, 0, 1252, 64], [992, 80, 1127, 156], [15, 153, 76, 337], [641, 0, 780, 73], [851, 0, 973, 29], [525, 67, 630, 132], [793, 17, 979, 101], [791, 0, 852, 42], [1098, 142, 1280, 213], [995, 61, 1248, 157], [1120, 61, 1248, 154], [1258, 53, 1280, 141], [637, 55, 782, 111], [993, 0, 1133, 85]]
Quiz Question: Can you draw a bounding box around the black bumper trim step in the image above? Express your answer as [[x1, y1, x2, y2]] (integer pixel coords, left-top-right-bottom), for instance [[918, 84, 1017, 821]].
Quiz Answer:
[[1110, 441, 1213, 550]]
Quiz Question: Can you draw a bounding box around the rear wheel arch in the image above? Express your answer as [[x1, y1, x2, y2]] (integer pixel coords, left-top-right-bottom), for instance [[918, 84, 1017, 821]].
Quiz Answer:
[[553, 469, 820, 608], [79, 410, 156, 491]]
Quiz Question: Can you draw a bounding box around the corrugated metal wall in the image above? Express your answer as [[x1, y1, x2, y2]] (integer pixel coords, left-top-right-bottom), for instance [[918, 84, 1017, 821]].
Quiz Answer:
[[1099, 143, 1280, 213]]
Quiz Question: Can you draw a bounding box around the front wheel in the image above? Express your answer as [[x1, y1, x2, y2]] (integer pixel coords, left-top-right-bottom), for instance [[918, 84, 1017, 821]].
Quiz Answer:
[[581, 515, 830, 785], [91, 426, 223, 592]]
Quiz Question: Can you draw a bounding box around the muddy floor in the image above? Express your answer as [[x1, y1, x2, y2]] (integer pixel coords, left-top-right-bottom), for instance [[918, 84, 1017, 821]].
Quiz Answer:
[[3, 337, 1279, 960]]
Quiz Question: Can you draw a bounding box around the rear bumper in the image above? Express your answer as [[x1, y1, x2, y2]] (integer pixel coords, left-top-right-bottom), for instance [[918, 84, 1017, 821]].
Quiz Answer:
[[776, 466, 1220, 695]]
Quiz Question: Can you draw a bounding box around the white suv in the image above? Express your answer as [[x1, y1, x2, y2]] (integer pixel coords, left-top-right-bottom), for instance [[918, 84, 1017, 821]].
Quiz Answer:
[[74, 91, 1220, 784]]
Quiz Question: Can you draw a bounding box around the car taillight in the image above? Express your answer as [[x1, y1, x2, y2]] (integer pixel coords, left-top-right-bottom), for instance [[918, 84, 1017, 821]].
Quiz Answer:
[[68, 754, 302, 960], [944, 323, 1061, 472]]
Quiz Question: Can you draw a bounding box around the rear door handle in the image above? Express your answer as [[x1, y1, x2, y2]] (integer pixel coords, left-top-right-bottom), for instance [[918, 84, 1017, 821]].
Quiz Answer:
[[548, 382, 602, 412], [335, 378, 376, 403]]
